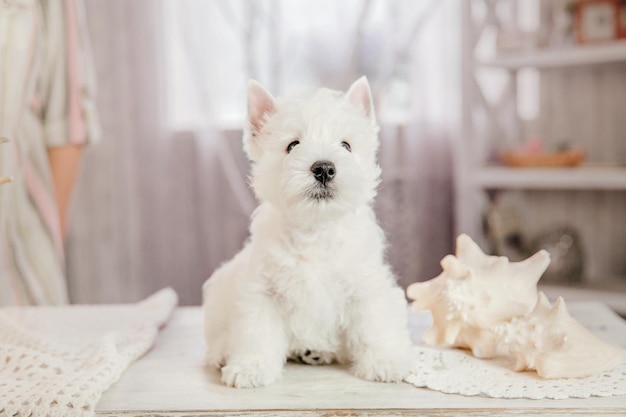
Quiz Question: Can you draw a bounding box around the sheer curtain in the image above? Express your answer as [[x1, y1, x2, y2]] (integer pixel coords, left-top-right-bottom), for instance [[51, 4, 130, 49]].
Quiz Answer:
[[67, 0, 458, 305], [68, 0, 250, 304]]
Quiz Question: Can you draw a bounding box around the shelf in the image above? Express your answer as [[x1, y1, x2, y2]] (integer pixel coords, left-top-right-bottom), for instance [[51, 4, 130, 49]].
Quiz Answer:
[[540, 277, 626, 316], [475, 166, 626, 190], [478, 41, 626, 70]]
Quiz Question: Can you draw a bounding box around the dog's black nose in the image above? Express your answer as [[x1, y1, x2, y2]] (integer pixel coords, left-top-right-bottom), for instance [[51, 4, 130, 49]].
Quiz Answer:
[[311, 160, 336, 185]]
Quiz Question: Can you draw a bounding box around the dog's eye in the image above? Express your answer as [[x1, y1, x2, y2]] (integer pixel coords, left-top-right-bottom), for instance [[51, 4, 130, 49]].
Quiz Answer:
[[341, 141, 351, 152], [286, 140, 300, 154]]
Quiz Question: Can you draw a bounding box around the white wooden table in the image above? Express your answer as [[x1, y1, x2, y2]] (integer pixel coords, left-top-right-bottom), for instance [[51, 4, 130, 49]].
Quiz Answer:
[[96, 303, 626, 416]]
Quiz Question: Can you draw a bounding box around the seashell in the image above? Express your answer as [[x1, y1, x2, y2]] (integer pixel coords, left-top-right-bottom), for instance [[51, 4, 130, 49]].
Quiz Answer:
[[407, 234, 623, 379], [407, 234, 551, 358], [492, 292, 624, 379]]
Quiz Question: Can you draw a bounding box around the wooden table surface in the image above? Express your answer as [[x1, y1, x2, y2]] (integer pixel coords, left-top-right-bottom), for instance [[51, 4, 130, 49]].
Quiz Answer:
[[96, 303, 626, 417]]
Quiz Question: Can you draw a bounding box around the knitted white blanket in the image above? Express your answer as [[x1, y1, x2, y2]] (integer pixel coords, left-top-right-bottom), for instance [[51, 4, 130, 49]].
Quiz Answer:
[[0, 288, 178, 417]]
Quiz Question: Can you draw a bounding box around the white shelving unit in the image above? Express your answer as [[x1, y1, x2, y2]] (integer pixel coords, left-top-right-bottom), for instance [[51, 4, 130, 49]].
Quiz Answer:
[[476, 166, 626, 190], [479, 40, 626, 69], [459, 0, 626, 314]]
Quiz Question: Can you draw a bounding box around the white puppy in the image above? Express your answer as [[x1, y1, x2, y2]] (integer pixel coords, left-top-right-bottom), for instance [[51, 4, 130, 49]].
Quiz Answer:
[[202, 77, 413, 388]]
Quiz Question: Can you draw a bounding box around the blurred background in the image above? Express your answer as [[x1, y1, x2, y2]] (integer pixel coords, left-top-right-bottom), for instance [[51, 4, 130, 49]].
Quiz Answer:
[[66, 0, 458, 305], [2, 0, 626, 312]]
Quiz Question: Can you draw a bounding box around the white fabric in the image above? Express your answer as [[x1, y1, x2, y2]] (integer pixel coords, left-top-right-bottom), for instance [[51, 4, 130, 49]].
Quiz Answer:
[[405, 308, 626, 399], [0, 288, 178, 417]]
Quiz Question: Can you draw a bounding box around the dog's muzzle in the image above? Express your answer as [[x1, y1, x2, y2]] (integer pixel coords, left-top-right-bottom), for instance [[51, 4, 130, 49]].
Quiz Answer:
[[308, 160, 336, 200]]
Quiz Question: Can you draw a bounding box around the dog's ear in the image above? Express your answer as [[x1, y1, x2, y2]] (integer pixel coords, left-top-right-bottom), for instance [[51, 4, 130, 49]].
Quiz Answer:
[[346, 76, 375, 121], [247, 80, 276, 136]]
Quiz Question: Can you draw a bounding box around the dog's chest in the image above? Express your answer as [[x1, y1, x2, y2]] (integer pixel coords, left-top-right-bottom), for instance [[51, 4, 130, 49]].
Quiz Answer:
[[275, 268, 346, 349], [262, 229, 351, 342], [267, 247, 346, 312]]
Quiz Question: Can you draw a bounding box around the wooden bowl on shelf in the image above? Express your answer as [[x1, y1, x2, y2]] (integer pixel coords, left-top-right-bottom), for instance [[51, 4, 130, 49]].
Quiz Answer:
[[500, 149, 586, 167]]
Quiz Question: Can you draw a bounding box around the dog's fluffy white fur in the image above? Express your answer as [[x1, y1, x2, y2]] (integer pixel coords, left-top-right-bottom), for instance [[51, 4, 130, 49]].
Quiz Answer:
[[202, 77, 413, 388]]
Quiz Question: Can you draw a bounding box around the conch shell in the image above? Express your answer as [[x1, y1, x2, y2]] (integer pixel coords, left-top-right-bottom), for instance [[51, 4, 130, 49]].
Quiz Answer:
[[407, 234, 624, 379], [407, 234, 550, 358], [492, 292, 624, 379]]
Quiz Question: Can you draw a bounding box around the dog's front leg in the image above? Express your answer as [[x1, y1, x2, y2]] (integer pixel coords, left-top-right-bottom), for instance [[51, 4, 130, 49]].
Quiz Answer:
[[345, 285, 413, 383], [221, 295, 288, 388]]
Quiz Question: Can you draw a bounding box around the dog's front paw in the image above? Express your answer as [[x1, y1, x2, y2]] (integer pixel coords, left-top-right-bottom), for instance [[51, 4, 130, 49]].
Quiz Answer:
[[351, 352, 413, 383], [221, 358, 282, 388]]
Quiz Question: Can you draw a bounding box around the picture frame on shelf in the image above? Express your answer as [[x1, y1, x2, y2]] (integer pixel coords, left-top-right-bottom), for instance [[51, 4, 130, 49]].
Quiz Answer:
[[574, 0, 620, 43], [618, 1, 626, 38]]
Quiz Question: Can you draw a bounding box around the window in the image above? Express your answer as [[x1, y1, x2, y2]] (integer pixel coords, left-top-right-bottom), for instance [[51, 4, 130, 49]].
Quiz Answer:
[[163, 0, 460, 130]]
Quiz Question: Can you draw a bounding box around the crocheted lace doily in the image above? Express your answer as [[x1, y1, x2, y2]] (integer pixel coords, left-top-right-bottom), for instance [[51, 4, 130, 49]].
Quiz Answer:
[[405, 309, 626, 399], [0, 288, 178, 417], [406, 345, 626, 399]]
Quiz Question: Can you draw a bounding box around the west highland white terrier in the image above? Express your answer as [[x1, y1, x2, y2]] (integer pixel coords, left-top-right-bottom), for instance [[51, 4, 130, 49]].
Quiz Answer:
[[202, 77, 413, 388]]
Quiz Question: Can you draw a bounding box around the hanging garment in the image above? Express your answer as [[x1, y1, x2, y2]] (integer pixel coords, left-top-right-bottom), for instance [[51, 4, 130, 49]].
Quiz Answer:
[[0, 0, 100, 305]]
